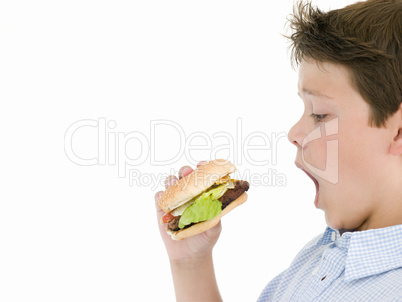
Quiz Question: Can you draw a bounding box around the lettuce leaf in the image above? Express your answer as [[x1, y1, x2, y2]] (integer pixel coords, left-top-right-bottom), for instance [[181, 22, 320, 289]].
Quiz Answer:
[[178, 183, 230, 229]]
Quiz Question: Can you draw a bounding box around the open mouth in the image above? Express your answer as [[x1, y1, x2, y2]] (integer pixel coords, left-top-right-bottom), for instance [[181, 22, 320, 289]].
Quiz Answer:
[[295, 163, 320, 207]]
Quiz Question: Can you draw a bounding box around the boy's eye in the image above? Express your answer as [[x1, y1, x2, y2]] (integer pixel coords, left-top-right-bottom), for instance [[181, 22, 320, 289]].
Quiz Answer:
[[310, 113, 328, 122]]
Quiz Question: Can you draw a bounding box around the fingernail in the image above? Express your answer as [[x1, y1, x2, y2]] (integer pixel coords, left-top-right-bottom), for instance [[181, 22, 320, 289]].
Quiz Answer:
[[179, 166, 192, 179], [154, 191, 163, 202], [165, 176, 178, 188], [197, 161, 207, 167]]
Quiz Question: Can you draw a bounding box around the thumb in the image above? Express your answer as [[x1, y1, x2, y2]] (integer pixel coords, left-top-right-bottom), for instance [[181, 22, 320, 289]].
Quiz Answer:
[[204, 221, 222, 242]]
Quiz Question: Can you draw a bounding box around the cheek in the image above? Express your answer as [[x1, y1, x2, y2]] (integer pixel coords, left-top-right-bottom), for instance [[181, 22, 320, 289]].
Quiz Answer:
[[301, 126, 328, 171], [338, 124, 376, 182], [336, 105, 380, 174]]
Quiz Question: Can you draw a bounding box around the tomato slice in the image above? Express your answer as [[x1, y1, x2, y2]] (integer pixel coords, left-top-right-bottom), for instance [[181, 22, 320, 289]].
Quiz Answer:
[[162, 212, 175, 223]]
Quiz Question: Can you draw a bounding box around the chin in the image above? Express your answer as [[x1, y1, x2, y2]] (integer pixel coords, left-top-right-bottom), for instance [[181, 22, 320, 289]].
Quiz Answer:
[[325, 213, 360, 232], [324, 212, 345, 231]]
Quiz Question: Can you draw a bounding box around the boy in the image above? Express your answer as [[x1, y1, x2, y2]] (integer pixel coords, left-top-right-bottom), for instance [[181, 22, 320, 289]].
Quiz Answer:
[[154, 0, 402, 301]]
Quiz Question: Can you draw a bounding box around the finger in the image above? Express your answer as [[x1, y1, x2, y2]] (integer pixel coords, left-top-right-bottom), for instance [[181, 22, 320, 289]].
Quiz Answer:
[[154, 190, 164, 204], [154, 190, 166, 220], [197, 161, 208, 168], [205, 220, 222, 240], [154, 191, 171, 240], [178, 165, 194, 179], [164, 175, 178, 189]]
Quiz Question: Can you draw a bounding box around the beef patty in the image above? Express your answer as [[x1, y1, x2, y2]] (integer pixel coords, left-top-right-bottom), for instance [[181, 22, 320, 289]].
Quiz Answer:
[[167, 180, 249, 232]]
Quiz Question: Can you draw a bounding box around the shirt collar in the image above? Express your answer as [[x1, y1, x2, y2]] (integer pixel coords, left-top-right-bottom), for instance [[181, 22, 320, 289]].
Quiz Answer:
[[316, 226, 337, 246], [316, 225, 402, 282]]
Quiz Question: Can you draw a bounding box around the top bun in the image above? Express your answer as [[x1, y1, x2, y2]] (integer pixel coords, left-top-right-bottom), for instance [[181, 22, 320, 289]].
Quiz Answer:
[[158, 159, 236, 213]]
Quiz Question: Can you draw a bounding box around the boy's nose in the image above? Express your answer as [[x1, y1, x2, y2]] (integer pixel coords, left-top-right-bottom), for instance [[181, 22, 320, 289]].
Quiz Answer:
[[288, 118, 305, 149]]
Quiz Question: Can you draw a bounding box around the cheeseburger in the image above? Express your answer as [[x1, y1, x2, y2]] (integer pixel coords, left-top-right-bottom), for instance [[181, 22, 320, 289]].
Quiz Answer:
[[159, 159, 249, 240]]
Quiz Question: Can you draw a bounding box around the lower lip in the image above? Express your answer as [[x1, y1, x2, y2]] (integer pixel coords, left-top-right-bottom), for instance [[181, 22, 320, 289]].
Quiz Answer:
[[314, 186, 319, 208], [302, 169, 320, 208]]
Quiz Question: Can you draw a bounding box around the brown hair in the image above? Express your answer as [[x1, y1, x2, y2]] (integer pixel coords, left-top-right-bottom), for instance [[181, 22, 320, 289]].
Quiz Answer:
[[287, 0, 401, 127]]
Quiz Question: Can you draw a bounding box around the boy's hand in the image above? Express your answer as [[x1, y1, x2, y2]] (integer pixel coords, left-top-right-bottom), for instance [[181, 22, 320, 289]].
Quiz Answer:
[[154, 161, 222, 262]]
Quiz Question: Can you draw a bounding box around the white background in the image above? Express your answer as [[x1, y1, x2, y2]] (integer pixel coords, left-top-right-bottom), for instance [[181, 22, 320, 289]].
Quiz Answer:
[[1, 0, 353, 301]]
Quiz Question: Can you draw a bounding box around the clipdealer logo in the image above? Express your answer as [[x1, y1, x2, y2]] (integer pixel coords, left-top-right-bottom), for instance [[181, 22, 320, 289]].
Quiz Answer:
[[301, 118, 339, 184], [64, 117, 289, 188]]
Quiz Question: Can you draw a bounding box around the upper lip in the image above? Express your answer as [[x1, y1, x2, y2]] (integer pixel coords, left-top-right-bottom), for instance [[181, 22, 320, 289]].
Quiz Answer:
[[294, 162, 319, 186]]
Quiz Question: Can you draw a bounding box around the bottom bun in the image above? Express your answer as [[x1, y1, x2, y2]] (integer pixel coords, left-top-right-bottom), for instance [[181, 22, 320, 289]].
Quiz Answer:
[[169, 192, 248, 240]]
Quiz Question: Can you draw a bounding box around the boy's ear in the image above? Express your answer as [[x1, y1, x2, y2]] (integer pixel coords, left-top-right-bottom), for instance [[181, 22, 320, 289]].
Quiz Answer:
[[390, 104, 402, 156]]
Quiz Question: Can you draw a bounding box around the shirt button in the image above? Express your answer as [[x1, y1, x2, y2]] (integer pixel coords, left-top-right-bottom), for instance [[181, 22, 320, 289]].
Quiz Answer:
[[312, 266, 319, 276], [331, 232, 336, 241], [321, 275, 327, 281]]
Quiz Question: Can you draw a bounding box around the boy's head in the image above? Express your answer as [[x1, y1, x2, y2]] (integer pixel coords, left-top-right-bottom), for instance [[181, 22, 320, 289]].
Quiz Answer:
[[288, 0, 401, 127], [286, 0, 402, 231]]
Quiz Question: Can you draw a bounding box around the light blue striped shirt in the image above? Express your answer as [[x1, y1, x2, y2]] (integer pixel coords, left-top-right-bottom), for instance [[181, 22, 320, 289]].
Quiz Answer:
[[257, 225, 402, 301]]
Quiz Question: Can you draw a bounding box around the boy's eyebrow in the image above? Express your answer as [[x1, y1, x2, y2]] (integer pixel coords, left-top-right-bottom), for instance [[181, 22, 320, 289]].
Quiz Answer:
[[298, 88, 333, 99]]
